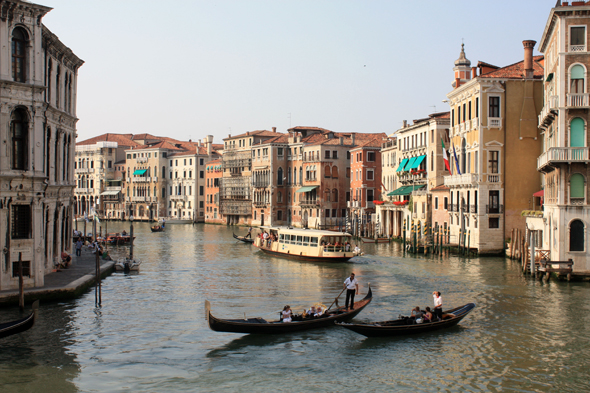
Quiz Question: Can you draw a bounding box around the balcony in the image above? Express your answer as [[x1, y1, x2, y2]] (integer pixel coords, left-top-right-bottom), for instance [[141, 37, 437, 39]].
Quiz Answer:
[[537, 147, 590, 172], [253, 181, 270, 188], [75, 168, 94, 174], [300, 199, 320, 207], [486, 204, 504, 214], [131, 196, 151, 202], [449, 203, 458, 212], [253, 200, 268, 207], [570, 44, 586, 52], [444, 173, 479, 188], [305, 176, 318, 182], [133, 176, 151, 183], [539, 95, 558, 127], [75, 188, 93, 194], [488, 117, 501, 128], [170, 195, 187, 201], [487, 174, 500, 183], [470, 205, 478, 214], [567, 93, 590, 107]]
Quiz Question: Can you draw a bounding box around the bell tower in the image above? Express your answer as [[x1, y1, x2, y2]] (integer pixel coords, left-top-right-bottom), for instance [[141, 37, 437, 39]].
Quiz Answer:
[[452, 43, 472, 89]]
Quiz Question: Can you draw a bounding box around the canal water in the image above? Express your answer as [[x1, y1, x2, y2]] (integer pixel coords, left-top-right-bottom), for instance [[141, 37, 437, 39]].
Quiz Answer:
[[0, 223, 588, 392]]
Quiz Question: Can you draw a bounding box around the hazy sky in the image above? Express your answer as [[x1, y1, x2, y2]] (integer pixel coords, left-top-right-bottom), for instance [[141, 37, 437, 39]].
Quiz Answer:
[[42, 0, 556, 143]]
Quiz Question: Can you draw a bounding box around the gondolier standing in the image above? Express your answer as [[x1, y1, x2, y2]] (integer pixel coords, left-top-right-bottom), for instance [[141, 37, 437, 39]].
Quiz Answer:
[[245, 226, 253, 239], [433, 291, 443, 321], [344, 273, 359, 310]]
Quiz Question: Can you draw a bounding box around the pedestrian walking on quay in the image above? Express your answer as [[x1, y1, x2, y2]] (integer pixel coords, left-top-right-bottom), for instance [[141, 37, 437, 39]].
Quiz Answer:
[[344, 272, 359, 310], [75, 238, 83, 256]]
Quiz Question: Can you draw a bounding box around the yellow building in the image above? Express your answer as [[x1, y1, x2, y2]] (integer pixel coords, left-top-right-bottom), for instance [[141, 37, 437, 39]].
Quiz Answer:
[[445, 43, 544, 254]]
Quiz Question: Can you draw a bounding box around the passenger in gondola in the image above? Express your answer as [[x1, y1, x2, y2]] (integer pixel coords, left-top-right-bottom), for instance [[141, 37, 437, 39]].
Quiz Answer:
[[122, 230, 127, 236], [424, 307, 433, 322], [282, 305, 292, 322], [307, 306, 316, 318], [314, 307, 323, 317], [410, 307, 424, 324]]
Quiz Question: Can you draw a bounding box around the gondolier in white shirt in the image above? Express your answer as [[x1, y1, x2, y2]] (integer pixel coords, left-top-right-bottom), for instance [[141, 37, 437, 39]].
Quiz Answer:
[[343, 273, 359, 310], [433, 291, 443, 321]]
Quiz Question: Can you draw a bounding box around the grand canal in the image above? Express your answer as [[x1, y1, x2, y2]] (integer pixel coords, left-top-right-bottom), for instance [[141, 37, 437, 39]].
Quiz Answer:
[[0, 223, 588, 392]]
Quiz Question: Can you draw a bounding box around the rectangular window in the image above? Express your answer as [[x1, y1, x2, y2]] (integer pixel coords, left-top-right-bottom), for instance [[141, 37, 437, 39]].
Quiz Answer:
[[108, 160, 112, 169], [571, 26, 586, 46], [12, 205, 31, 239], [476, 98, 479, 118], [462, 103, 466, 122], [489, 96, 500, 118], [435, 197, 439, 209], [199, 201, 204, 208], [367, 152, 375, 162], [278, 148, 283, 157], [325, 209, 330, 218], [367, 189, 374, 202], [162, 188, 166, 197], [444, 197, 448, 210], [332, 151, 338, 159], [489, 217, 500, 229], [451, 109, 455, 127], [367, 170, 374, 180], [12, 261, 30, 278], [489, 151, 499, 174], [489, 190, 500, 214], [200, 171, 204, 178], [200, 186, 204, 196], [346, 167, 350, 178], [325, 150, 330, 159]]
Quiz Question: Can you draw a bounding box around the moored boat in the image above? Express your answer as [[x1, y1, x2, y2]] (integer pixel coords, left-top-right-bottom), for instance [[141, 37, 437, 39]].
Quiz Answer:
[[206, 287, 373, 334], [0, 300, 38, 339], [336, 303, 475, 337], [114, 257, 141, 272], [253, 226, 356, 262], [361, 237, 390, 244], [233, 232, 253, 244]]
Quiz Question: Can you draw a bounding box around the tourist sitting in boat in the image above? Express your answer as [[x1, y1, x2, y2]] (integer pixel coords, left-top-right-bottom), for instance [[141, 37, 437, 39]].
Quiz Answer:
[[282, 305, 292, 322], [410, 307, 424, 324], [314, 307, 324, 317], [306, 306, 316, 318], [424, 307, 433, 322], [122, 230, 127, 235]]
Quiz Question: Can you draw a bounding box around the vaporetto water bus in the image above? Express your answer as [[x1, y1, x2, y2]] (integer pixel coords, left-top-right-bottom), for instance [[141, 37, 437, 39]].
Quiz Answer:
[[253, 226, 356, 262]]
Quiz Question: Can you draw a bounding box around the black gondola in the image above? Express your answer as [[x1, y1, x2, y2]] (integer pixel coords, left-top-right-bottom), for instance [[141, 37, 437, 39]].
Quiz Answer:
[[151, 224, 165, 232], [336, 302, 475, 337], [0, 300, 38, 339], [206, 287, 373, 334], [233, 233, 254, 244]]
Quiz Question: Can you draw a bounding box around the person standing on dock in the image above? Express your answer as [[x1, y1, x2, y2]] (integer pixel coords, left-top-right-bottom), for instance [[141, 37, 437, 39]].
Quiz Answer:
[[433, 291, 443, 321], [344, 273, 359, 310], [75, 238, 83, 257]]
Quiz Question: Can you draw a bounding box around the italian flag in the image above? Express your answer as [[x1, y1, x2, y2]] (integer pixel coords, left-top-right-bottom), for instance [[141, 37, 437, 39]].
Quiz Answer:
[[442, 139, 451, 173]]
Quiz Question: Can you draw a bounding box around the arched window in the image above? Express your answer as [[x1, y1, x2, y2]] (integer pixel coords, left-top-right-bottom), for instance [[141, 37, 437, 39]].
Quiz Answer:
[[254, 211, 257, 220], [570, 219, 585, 251], [461, 138, 466, 174], [56, 65, 61, 109], [332, 166, 339, 178], [47, 59, 52, 102], [11, 108, 28, 170], [288, 168, 292, 184], [299, 167, 303, 184], [570, 173, 585, 201], [570, 118, 585, 147], [12, 27, 27, 82], [571, 64, 585, 94], [324, 165, 331, 178], [278, 167, 283, 186]]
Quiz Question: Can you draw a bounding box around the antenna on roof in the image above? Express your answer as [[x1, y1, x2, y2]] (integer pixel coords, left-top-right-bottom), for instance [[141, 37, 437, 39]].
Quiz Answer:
[[430, 105, 437, 113], [288, 113, 291, 128]]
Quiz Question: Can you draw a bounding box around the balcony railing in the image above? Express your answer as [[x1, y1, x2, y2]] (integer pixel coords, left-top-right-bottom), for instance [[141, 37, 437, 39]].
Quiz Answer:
[[444, 173, 479, 187], [570, 44, 586, 52], [538, 95, 559, 126], [133, 176, 151, 183], [131, 196, 152, 202], [486, 204, 504, 214], [567, 93, 590, 107], [75, 188, 93, 194], [487, 174, 500, 183], [488, 117, 501, 128], [449, 203, 458, 212], [470, 205, 478, 214], [300, 199, 320, 206], [537, 147, 590, 171], [170, 195, 187, 201], [253, 181, 270, 188], [75, 168, 94, 174]]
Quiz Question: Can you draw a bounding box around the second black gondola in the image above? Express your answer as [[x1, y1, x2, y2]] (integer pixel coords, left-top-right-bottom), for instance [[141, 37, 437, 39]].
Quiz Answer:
[[206, 287, 372, 334], [233, 233, 254, 244], [0, 300, 38, 339]]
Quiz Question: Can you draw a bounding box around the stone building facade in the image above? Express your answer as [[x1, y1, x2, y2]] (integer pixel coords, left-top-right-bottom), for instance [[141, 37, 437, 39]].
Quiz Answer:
[[0, 0, 83, 290]]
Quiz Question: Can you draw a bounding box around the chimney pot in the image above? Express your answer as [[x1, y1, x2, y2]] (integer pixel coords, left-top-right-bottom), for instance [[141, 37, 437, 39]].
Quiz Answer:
[[471, 66, 477, 78], [403, 120, 407, 128], [523, 40, 536, 79], [272, 127, 277, 133]]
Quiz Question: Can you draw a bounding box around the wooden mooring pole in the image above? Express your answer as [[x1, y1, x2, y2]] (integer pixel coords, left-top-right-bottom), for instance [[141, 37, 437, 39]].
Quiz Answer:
[[18, 252, 24, 311]]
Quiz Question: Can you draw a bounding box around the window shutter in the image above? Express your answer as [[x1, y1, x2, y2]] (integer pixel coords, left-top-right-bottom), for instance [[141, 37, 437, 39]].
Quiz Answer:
[[570, 174, 585, 198]]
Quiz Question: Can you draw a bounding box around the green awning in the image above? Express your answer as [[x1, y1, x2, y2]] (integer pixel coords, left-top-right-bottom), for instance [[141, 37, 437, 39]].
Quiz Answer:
[[396, 158, 409, 172], [387, 184, 426, 196], [133, 169, 147, 176], [296, 186, 318, 193], [410, 155, 426, 170], [403, 157, 417, 171], [545, 73, 553, 82]]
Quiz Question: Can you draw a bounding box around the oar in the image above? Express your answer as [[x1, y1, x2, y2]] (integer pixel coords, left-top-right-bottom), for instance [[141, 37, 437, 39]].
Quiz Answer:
[[326, 287, 346, 312]]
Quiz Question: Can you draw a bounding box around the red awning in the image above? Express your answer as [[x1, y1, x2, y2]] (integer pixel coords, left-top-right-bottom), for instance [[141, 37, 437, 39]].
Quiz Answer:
[[533, 190, 544, 197]]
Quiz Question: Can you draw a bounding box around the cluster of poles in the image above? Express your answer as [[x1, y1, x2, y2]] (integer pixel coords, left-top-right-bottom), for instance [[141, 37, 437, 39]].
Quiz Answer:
[[401, 219, 472, 256]]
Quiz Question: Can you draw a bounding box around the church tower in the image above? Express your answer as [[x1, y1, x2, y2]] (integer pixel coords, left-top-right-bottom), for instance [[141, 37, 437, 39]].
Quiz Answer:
[[452, 43, 472, 89]]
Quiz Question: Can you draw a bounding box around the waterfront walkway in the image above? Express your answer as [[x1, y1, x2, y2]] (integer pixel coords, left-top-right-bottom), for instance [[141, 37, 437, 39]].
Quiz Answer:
[[0, 247, 115, 307]]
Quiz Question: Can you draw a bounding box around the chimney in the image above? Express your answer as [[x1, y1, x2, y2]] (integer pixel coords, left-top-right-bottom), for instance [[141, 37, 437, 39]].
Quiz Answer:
[[523, 40, 536, 79], [403, 120, 407, 128], [339, 137, 344, 145], [197, 140, 201, 147], [272, 127, 277, 133], [206, 135, 213, 156], [351, 133, 356, 145], [455, 77, 461, 89], [471, 67, 477, 78]]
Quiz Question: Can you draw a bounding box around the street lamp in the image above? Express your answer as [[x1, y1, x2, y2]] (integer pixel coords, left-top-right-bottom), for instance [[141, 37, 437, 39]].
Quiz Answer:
[[129, 215, 134, 259]]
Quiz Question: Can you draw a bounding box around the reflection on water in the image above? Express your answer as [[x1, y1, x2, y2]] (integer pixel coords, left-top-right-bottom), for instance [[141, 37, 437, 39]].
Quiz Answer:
[[0, 222, 589, 392]]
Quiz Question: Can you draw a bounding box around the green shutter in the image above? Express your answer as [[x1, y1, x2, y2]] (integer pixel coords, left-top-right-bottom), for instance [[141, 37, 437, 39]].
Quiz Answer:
[[570, 173, 584, 198], [571, 65, 585, 80], [570, 118, 585, 147]]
